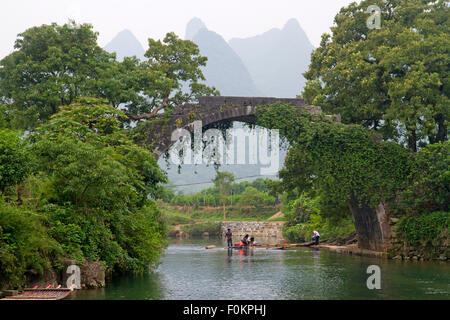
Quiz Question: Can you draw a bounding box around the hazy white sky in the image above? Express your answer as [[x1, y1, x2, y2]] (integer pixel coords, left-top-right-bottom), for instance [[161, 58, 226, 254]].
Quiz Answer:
[[0, 0, 360, 59]]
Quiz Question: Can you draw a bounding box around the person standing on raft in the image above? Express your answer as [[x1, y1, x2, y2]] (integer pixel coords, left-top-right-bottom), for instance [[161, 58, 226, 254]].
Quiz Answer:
[[225, 229, 233, 248], [312, 230, 320, 245]]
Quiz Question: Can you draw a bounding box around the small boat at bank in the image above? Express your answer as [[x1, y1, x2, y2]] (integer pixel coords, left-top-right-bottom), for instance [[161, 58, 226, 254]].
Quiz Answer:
[[1, 288, 72, 300]]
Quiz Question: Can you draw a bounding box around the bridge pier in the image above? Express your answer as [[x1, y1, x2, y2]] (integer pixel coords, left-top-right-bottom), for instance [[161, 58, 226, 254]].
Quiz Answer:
[[348, 194, 394, 252]]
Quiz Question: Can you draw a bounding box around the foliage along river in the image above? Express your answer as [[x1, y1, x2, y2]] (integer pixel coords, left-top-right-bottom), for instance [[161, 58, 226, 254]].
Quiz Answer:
[[70, 238, 449, 300]]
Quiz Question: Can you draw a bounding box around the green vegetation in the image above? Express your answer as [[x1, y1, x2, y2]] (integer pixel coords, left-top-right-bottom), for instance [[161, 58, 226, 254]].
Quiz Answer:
[[395, 211, 449, 259], [256, 104, 412, 209], [161, 177, 280, 235], [0, 22, 218, 130], [303, 0, 449, 152], [0, 99, 168, 289], [396, 212, 449, 248], [164, 177, 276, 210], [0, 130, 31, 194], [0, 201, 60, 289], [0, 20, 218, 289], [400, 141, 450, 213], [281, 193, 355, 242], [252, 1, 449, 255], [212, 171, 234, 221], [256, 102, 448, 252]]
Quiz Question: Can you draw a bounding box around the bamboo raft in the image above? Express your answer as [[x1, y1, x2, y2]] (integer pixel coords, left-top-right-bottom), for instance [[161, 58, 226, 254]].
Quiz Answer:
[[205, 241, 318, 250], [1, 288, 72, 300]]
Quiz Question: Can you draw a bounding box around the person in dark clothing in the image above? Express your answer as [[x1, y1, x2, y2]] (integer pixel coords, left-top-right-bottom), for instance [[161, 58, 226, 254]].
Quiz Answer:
[[225, 229, 233, 248], [241, 234, 250, 247], [249, 236, 255, 247]]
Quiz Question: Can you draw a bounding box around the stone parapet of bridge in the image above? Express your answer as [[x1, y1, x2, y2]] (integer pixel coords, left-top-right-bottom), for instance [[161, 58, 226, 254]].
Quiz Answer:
[[146, 96, 327, 158]]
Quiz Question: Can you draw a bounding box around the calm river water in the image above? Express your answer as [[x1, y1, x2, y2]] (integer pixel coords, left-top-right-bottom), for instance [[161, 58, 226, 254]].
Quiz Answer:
[[70, 238, 449, 300]]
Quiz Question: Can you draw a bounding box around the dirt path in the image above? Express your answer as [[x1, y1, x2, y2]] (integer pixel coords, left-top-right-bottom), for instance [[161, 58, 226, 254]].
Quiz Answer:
[[268, 211, 284, 220]]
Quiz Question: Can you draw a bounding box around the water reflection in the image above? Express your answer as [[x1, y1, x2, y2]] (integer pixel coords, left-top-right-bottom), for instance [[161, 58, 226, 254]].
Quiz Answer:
[[72, 238, 450, 300]]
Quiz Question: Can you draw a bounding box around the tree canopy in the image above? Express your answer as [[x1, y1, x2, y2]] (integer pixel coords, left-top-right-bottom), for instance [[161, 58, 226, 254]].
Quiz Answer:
[[256, 103, 412, 208], [0, 22, 218, 130], [302, 0, 449, 151], [212, 171, 234, 220], [0, 129, 31, 193]]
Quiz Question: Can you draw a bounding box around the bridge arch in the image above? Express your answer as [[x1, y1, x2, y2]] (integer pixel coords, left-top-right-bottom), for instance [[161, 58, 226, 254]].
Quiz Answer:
[[146, 96, 323, 159], [145, 96, 391, 253]]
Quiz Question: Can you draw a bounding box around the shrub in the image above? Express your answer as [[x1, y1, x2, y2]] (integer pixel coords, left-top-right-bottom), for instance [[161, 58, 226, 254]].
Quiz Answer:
[[0, 200, 61, 289], [396, 211, 449, 248]]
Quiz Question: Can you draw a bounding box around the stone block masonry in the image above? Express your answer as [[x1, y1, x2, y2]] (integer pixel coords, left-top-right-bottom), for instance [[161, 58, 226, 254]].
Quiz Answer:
[[220, 221, 285, 243]]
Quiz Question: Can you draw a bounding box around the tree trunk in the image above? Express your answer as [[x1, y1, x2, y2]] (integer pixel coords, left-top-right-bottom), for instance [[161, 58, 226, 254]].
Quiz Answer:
[[408, 130, 417, 152], [436, 115, 447, 143], [223, 200, 226, 221]]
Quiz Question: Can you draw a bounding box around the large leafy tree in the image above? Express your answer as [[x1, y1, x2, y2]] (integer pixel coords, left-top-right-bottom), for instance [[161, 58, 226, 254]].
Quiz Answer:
[[256, 103, 412, 209], [0, 22, 218, 130], [33, 97, 167, 205], [32, 98, 167, 271], [127, 32, 219, 121], [0, 21, 122, 129], [303, 0, 449, 151], [212, 171, 234, 221]]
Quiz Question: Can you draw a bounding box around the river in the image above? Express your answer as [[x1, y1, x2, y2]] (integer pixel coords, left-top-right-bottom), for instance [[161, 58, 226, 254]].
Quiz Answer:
[[69, 238, 449, 300]]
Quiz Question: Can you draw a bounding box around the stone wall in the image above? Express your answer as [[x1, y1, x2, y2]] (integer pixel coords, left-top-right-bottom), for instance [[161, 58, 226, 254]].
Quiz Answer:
[[62, 259, 105, 289], [220, 221, 285, 244]]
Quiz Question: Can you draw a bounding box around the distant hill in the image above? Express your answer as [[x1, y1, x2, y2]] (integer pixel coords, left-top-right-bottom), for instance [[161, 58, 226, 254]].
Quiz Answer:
[[229, 18, 314, 97], [104, 29, 146, 61], [185, 17, 207, 41], [186, 18, 262, 97]]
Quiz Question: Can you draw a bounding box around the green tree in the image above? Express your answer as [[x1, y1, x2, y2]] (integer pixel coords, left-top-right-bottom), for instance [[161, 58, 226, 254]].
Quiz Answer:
[[212, 171, 234, 221], [31, 98, 168, 272], [237, 186, 272, 210], [0, 22, 218, 131], [32, 97, 167, 207], [256, 103, 412, 210], [0, 105, 12, 129], [401, 140, 450, 213], [0, 21, 122, 129], [128, 32, 219, 121], [0, 129, 32, 194], [303, 0, 449, 151]]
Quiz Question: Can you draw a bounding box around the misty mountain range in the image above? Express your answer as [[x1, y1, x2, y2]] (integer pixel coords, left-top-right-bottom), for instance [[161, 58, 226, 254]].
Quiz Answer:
[[104, 29, 146, 61], [104, 17, 314, 98], [104, 18, 314, 193]]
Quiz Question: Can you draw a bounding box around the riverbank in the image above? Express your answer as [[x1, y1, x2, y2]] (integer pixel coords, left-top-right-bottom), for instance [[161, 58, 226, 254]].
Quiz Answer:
[[164, 202, 448, 262], [315, 244, 387, 259]]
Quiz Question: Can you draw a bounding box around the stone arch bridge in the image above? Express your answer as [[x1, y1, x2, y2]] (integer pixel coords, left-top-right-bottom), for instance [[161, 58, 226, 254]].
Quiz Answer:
[[147, 96, 323, 159], [144, 96, 392, 253]]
